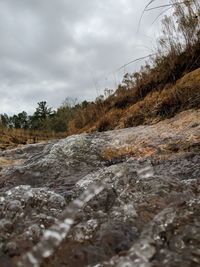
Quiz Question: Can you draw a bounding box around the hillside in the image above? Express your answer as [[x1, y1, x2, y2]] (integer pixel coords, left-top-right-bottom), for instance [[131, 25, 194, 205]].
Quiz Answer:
[[68, 67, 200, 134]]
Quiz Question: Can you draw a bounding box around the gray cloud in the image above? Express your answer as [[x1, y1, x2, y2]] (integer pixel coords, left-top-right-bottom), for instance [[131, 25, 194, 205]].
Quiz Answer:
[[0, 0, 167, 114]]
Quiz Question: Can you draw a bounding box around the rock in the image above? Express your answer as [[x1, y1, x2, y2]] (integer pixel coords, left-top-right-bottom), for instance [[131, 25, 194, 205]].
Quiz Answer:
[[0, 109, 199, 267], [4, 241, 18, 256], [0, 185, 67, 263]]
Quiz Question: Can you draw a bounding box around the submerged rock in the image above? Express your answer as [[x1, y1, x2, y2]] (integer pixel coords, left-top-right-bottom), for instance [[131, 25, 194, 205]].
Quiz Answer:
[[0, 109, 199, 267]]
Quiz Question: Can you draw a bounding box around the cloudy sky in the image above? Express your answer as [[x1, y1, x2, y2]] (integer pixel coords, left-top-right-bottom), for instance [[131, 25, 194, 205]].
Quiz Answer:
[[0, 0, 166, 114]]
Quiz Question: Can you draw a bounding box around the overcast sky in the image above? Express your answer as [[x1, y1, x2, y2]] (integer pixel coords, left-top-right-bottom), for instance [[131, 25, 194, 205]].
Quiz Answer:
[[0, 0, 166, 114]]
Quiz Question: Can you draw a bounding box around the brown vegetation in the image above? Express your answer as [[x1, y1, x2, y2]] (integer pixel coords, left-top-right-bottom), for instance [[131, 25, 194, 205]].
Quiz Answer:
[[69, 65, 200, 134], [121, 68, 200, 127], [68, 0, 200, 134], [0, 127, 67, 150]]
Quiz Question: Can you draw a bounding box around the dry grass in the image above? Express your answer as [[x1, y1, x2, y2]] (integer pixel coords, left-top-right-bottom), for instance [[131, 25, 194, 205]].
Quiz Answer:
[[71, 68, 200, 134], [96, 110, 123, 132], [102, 145, 157, 161], [0, 128, 67, 150], [121, 68, 200, 128], [0, 157, 22, 167]]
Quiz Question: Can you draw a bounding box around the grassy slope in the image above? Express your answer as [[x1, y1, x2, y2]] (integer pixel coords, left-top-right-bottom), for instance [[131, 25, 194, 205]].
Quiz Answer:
[[69, 67, 200, 134], [116, 67, 200, 128]]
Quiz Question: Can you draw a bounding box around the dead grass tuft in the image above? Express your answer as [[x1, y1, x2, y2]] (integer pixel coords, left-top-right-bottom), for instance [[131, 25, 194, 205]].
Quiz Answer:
[[102, 145, 157, 161]]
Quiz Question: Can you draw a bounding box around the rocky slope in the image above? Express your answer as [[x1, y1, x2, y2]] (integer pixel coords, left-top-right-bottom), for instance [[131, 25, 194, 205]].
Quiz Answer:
[[0, 109, 199, 267]]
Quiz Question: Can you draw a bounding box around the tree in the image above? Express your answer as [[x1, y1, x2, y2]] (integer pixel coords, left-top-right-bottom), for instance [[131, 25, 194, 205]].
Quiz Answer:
[[8, 111, 29, 129], [11, 115, 21, 128], [30, 101, 53, 130], [17, 111, 29, 129], [48, 107, 69, 132], [34, 101, 52, 120], [81, 100, 89, 109], [0, 114, 9, 127]]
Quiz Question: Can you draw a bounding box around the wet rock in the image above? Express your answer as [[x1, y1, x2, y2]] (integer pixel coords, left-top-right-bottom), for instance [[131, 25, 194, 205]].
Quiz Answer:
[[0, 109, 199, 267], [4, 241, 18, 257], [96, 221, 139, 254], [0, 185, 66, 262]]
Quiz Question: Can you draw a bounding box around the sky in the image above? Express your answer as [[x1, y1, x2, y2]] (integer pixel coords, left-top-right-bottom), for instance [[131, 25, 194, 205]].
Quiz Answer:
[[0, 0, 166, 114]]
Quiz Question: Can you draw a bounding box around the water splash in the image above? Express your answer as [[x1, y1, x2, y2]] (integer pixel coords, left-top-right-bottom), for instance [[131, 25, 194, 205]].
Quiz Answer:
[[136, 159, 154, 179], [17, 183, 104, 267]]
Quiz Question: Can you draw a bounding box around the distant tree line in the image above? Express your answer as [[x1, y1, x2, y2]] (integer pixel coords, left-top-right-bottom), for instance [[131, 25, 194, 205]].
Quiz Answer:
[[0, 99, 90, 133], [0, 87, 115, 133]]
